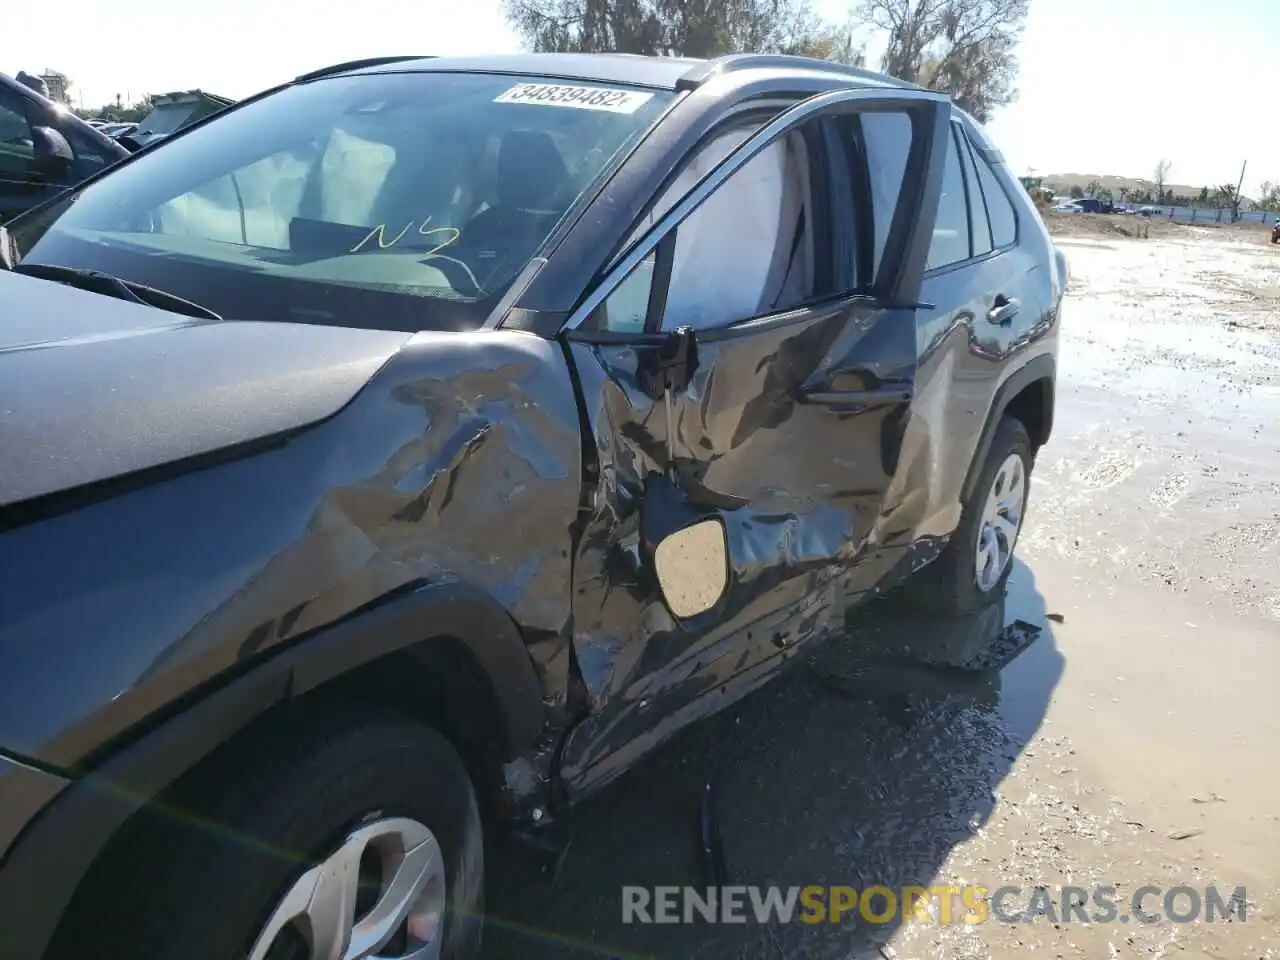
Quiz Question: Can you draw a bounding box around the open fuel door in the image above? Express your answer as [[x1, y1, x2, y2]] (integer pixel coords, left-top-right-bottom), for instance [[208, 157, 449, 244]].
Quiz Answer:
[[557, 87, 952, 796]]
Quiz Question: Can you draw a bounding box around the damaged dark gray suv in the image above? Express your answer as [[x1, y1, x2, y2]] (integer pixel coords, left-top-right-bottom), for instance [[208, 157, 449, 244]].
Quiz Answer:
[[0, 52, 1063, 960]]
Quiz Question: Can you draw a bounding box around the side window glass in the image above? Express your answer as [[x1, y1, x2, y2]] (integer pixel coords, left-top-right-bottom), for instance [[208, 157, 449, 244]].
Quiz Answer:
[[624, 123, 761, 250], [956, 126, 992, 257], [595, 122, 762, 334], [858, 111, 912, 277], [926, 129, 970, 271], [970, 142, 1018, 247], [661, 127, 816, 330], [0, 94, 36, 179]]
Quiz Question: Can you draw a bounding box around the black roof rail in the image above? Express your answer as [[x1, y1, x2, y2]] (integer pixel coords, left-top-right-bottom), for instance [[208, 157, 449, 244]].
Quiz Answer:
[[675, 54, 918, 92], [294, 55, 434, 84]]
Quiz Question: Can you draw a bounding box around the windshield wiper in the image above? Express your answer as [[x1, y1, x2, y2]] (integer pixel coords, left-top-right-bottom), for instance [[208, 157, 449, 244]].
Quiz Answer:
[[9, 262, 222, 321]]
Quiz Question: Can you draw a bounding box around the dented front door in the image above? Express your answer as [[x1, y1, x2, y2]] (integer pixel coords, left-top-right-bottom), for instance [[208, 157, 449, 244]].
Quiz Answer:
[[557, 89, 952, 796]]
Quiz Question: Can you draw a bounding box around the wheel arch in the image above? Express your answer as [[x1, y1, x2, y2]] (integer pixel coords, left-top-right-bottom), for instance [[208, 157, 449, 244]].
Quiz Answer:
[[961, 354, 1056, 504], [0, 580, 545, 960]]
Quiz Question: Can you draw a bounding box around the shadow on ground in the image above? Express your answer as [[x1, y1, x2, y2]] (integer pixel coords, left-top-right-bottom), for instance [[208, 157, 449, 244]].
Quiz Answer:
[[483, 560, 1063, 959]]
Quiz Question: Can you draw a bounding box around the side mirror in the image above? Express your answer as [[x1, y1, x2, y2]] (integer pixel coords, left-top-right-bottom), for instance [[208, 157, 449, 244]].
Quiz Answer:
[[637, 325, 699, 402], [654, 518, 729, 619], [641, 471, 731, 620], [30, 126, 74, 180]]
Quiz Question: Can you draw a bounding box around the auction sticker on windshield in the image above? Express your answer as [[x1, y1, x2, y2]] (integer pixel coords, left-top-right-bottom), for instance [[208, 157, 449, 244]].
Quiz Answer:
[[494, 83, 655, 114]]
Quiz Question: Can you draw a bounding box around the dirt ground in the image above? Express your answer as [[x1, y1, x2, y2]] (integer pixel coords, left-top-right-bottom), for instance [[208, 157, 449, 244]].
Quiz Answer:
[[1044, 209, 1278, 250], [481, 223, 1280, 959]]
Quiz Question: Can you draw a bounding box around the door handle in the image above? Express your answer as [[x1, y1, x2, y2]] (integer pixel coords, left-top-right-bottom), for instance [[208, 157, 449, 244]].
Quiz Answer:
[[987, 295, 1020, 325], [798, 386, 914, 409]]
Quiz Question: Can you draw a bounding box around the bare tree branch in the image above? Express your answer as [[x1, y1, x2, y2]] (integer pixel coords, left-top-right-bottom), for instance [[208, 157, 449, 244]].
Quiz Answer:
[[1154, 159, 1172, 204], [503, 0, 864, 62], [503, 0, 1025, 119], [858, 0, 1028, 121]]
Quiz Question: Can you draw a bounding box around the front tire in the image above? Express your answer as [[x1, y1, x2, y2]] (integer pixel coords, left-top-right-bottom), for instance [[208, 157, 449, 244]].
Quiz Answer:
[[64, 712, 484, 960], [912, 416, 1033, 615]]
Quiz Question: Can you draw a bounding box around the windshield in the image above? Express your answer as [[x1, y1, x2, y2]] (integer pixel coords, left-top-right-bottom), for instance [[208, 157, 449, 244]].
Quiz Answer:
[[10, 71, 673, 331]]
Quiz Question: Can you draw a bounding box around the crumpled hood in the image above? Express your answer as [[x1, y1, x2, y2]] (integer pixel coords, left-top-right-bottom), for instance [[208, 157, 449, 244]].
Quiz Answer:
[[0, 271, 411, 509]]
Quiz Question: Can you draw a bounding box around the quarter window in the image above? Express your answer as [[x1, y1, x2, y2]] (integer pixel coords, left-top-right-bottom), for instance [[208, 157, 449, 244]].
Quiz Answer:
[[968, 137, 1018, 248], [956, 126, 992, 257], [596, 253, 656, 334]]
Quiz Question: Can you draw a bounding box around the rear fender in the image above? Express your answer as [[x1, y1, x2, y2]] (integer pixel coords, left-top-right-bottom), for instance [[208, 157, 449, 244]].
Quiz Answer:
[[960, 354, 1056, 504]]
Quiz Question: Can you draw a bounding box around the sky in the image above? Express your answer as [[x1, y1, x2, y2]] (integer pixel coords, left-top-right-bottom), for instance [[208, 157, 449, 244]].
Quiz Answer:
[[3, 0, 1276, 196]]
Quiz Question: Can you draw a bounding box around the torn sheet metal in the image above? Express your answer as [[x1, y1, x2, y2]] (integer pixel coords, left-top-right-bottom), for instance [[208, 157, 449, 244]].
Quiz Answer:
[[0, 330, 584, 765], [558, 296, 921, 797]]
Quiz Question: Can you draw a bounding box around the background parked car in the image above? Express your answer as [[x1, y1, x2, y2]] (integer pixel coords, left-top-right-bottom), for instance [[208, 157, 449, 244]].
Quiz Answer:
[[118, 90, 234, 149], [12, 71, 49, 98], [100, 121, 138, 140], [1067, 196, 1114, 214], [0, 72, 130, 223]]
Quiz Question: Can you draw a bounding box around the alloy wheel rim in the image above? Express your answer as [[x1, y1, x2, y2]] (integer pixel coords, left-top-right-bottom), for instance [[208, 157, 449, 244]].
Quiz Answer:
[[248, 816, 447, 960], [974, 453, 1027, 593]]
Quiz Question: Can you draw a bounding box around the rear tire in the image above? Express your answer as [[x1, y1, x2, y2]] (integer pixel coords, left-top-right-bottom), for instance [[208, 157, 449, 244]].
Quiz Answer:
[[58, 712, 484, 960], [910, 416, 1033, 615]]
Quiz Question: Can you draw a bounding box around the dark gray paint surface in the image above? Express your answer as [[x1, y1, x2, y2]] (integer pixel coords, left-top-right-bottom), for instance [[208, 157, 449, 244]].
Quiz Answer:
[[0, 271, 411, 508], [0, 752, 69, 861], [350, 53, 708, 89], [0, 329, 581, 765]]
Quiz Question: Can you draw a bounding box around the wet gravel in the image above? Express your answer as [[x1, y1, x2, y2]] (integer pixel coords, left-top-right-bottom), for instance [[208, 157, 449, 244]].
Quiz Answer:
[[1024, 229, 1280, 620], [482, 227, 1280, 959]]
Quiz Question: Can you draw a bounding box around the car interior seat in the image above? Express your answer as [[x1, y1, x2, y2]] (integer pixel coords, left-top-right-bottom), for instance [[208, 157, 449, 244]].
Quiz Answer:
[[456, 129, 572, 281]]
